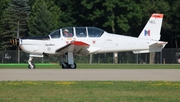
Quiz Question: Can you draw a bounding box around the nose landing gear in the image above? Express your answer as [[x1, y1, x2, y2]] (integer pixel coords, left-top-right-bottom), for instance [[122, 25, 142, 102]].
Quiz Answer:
[[28, 56, 35, 69]]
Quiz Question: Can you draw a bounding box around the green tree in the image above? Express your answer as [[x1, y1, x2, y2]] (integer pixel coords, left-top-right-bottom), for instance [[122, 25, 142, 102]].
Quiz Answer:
[[165, 0, 180, 48], [0, 0, 10, 22], [80, 0, 143, 35], [0, 0, 30, 50], [28, 0, 61, 36], [0, 0, 10, 50], [80, 0, 104, 27], [102, 0, 117, 33], [116, 1, 141, 35], [54, 0, 79, 27]]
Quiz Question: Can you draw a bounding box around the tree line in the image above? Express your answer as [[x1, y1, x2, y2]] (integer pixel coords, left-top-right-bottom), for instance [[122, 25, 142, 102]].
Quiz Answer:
[[0, 0, 180, 51]]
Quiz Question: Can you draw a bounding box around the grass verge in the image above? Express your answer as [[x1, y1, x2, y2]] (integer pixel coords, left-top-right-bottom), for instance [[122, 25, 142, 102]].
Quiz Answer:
[[0, 63, 180, 69], [0, 81, 180, 102]]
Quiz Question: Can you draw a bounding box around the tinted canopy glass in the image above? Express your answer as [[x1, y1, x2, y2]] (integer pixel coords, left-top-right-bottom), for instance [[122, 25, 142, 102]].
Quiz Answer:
[[88, 27, 104, 37], [75, 27, 87, 37], [49, 30, 60, 39]]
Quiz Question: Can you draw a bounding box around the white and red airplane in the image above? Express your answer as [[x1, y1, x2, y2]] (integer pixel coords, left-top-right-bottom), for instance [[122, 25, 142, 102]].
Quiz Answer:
[[11, 13, 167, 69]]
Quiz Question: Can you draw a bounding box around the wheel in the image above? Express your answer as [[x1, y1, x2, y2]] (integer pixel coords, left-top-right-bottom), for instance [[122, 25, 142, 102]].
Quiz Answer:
[[28, 63, 35, 69], [61, 62, 68, 69], [61, 62, 76, 69], [70, 63, 76, 69]]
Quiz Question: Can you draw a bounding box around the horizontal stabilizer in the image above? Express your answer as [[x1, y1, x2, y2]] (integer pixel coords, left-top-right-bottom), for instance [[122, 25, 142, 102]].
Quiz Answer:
[[133, 41, 167, 54], [133, 50, 150, 54]]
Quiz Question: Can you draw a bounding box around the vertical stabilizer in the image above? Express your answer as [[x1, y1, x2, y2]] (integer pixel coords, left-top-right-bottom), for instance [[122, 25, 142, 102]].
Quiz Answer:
[[138, 13, 163, 41]]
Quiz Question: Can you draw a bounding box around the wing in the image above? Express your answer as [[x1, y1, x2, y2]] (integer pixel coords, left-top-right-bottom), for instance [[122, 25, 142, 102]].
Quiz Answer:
[[56, 41, 90, 55]]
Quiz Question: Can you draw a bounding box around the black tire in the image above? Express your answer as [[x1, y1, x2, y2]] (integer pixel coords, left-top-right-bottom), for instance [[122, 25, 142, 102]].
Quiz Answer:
[[61, 63, 76, 69], [61, 62, 68, 69], [70, 63, 76, 69]]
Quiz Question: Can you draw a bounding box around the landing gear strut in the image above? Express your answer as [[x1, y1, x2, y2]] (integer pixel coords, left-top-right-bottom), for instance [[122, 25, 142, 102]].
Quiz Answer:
[[60, 52, 77, 69], [27, 53, 76, 69], [28, 56, 35, 69], [27, 54, 43, 69]]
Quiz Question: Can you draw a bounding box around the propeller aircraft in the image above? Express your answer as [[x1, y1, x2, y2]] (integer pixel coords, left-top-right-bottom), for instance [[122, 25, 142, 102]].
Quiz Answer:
[[10, 13, 167, 69]]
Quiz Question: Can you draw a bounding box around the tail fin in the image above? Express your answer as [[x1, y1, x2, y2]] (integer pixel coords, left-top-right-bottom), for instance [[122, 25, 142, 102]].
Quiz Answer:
[[138, 13, 163, 41]]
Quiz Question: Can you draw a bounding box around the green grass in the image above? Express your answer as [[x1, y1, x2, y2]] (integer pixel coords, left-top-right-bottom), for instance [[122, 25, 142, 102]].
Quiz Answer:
[[0, 81, 180, 102], [0, 63, 180, 69], [1, 64, 179, 101]]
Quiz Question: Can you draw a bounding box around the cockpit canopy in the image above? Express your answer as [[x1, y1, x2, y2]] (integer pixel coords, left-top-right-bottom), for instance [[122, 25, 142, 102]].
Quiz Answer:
[[49, 27, 104, 39]]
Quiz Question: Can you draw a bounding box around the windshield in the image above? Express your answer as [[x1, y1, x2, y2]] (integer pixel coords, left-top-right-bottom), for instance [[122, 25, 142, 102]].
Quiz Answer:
[[49, 30, 60, 39], [87, 27, 104, 37]]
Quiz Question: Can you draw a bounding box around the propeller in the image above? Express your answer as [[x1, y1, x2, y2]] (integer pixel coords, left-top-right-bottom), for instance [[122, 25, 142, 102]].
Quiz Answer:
[[10, 38, 19, 46], [10, 21, 20, 46]]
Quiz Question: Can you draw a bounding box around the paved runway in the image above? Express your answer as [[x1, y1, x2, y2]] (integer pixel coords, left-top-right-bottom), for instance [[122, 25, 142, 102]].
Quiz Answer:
[[0, 69, 180, 81]]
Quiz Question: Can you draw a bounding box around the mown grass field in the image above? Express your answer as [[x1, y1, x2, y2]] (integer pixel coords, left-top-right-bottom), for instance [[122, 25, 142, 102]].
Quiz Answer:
[[0, 81, 180, 102], [0, 63, 180, 69]]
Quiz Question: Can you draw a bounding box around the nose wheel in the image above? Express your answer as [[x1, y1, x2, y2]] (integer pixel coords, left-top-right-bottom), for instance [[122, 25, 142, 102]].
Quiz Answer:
[[28, 56, 35, 69], [28, 63, 35, 69]]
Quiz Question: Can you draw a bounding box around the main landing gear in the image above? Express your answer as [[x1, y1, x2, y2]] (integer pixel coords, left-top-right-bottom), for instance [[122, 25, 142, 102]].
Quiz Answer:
[[60, 52, 77, 69], [61, 62, 76, 69]]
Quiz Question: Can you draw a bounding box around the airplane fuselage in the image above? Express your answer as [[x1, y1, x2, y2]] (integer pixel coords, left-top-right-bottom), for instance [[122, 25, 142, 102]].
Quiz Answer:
[[19, 32, 157, 55]]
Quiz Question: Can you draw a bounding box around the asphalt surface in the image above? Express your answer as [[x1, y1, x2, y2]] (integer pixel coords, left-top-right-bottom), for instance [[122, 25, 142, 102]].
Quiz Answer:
[[0, 69, 180, 81]]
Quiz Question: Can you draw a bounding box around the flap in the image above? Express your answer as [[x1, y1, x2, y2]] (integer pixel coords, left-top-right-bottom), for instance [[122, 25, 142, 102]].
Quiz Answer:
[[87, 46, 101, 53]]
